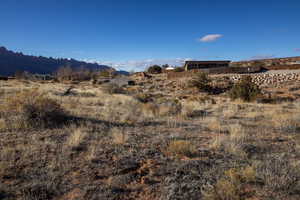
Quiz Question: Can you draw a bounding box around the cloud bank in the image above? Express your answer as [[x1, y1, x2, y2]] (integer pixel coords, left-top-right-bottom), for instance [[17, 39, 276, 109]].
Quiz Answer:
[[199, 34, 223, 42]]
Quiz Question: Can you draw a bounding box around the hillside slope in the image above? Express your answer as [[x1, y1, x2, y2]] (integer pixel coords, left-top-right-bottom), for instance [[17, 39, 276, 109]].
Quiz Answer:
[[0, 47, 112, 76]]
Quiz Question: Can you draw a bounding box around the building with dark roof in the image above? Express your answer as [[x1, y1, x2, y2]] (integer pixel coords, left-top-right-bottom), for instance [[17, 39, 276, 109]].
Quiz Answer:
[[184, 60, 231, 71]]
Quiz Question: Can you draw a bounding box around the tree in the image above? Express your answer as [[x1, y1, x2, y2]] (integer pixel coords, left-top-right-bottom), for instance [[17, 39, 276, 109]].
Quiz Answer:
[[162, 64, 169, 69], [147, 65, 162, 74], [55, 65, 73, 81], [15, 70, 25, 79], [74, 66, 91, 81], [228, 76, 261, 102], [188, 72, 211, 92]]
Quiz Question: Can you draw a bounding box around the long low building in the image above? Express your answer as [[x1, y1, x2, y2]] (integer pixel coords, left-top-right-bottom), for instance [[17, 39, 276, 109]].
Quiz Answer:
[[184, 60, 231, 71]]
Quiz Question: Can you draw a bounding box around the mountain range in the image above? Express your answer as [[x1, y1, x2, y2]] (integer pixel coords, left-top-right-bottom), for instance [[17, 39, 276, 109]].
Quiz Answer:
[[0, 46, 113, 76]]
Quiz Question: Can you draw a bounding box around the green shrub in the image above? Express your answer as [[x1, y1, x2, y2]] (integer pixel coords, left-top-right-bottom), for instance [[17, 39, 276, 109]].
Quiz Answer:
[[0, 89, 68, 129], [99, 70, 111, 78], [147, 65, 162, 74], [189, 72, 211, 92], [228, 76, 261, 102]]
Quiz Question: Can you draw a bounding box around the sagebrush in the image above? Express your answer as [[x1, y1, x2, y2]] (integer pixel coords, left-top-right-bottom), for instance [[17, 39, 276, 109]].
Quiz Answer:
[[0, 89, 68, 129]]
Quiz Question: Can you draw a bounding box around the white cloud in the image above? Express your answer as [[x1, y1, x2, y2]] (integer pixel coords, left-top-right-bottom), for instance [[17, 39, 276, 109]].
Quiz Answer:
[[199, 34, 223, 42], [83, 58, 192, 72]]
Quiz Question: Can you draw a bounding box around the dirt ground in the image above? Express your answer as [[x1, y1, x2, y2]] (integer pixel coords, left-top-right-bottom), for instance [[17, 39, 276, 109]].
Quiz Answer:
[[0, 74, 300, 200]]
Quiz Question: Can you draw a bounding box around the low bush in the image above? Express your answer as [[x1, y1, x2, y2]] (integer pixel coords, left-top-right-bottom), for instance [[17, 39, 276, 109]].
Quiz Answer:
[[188, 72, 211, 92], [228, 76, 261, 102], [134, 93, 153, 103], [111, 127, 128, 145], [203, 166, 257, 200], [256, 155, 300, 195], [167, 140, 196, 157], [101, 96, 145, 124], [99, 70, 111, 78], [0, 89, 68, 129], [101, 83, 125, 94], [210, 124, 248, 157], [181, 100, 208, 118], [66, 128, 87, 150], [147, 65, 162, 74]]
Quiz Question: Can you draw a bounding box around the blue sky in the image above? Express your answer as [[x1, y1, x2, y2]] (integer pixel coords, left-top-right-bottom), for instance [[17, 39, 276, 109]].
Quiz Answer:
[[0, 0, 300, 71]]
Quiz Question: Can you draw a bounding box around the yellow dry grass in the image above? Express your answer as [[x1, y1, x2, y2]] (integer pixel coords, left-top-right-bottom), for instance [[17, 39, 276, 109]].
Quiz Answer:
[[166, 140, 197, 157], [111, 127, 129, 145], [66, 128, 87, 149]]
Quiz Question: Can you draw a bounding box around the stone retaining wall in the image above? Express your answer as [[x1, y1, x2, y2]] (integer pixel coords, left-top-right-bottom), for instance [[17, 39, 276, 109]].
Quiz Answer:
[[229, 72, 300, 86]]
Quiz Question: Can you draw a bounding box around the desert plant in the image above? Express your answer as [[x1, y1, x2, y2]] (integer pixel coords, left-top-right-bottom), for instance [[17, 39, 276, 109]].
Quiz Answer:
[[256, 155, 300, 196], [66, 128, 87, 150], [134, 93, 153, 103], [101, 96, 145, 124], [0, 89, 68, 129], [228, 76, 261, 102], [111, 127, 128, 144], [141, 102, 160, 118], [203, 166, 257, 200], [210, 124, 248, 157], [188, 72, 211, 92], [181, 100, 207, 118], [15, 70, 26, 80], [99, 70, 111, 78], [147, 65, 162, 74], [167, 140, 196, 157], [101, 83, 124, 94], [55, 65, 73, 81]]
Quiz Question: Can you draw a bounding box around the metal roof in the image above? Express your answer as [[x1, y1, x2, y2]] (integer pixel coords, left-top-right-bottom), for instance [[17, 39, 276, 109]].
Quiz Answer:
[[185, 60, 231, 64]]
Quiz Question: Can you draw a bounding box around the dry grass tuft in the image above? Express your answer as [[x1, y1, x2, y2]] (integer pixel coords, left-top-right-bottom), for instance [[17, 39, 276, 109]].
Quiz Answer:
[[86, 143, 98, 162], [203, 165, 256, 200], [66, 128, 87, 150], [142, 103, 159, 118], [256, 155, 300, 195], [270, 111, 300, 132], [210, 124, 248, 157], [111, 127, 129, 145], [166, 140, 197, 157], [228, 124, 249, 142], [205, 117, 224, 133], [101, 95, 145, 124], [181, 100, 207, 118], [101, 83, 125, 94]]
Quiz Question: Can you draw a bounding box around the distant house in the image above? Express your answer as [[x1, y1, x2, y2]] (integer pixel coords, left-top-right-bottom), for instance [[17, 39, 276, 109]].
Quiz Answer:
[[165, 66, 175, 70], [184, 60, 231, 71]]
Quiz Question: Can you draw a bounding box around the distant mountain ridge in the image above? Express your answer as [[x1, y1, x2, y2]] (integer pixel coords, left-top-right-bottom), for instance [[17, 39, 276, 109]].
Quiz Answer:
[[0, 46, 113, 76]]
